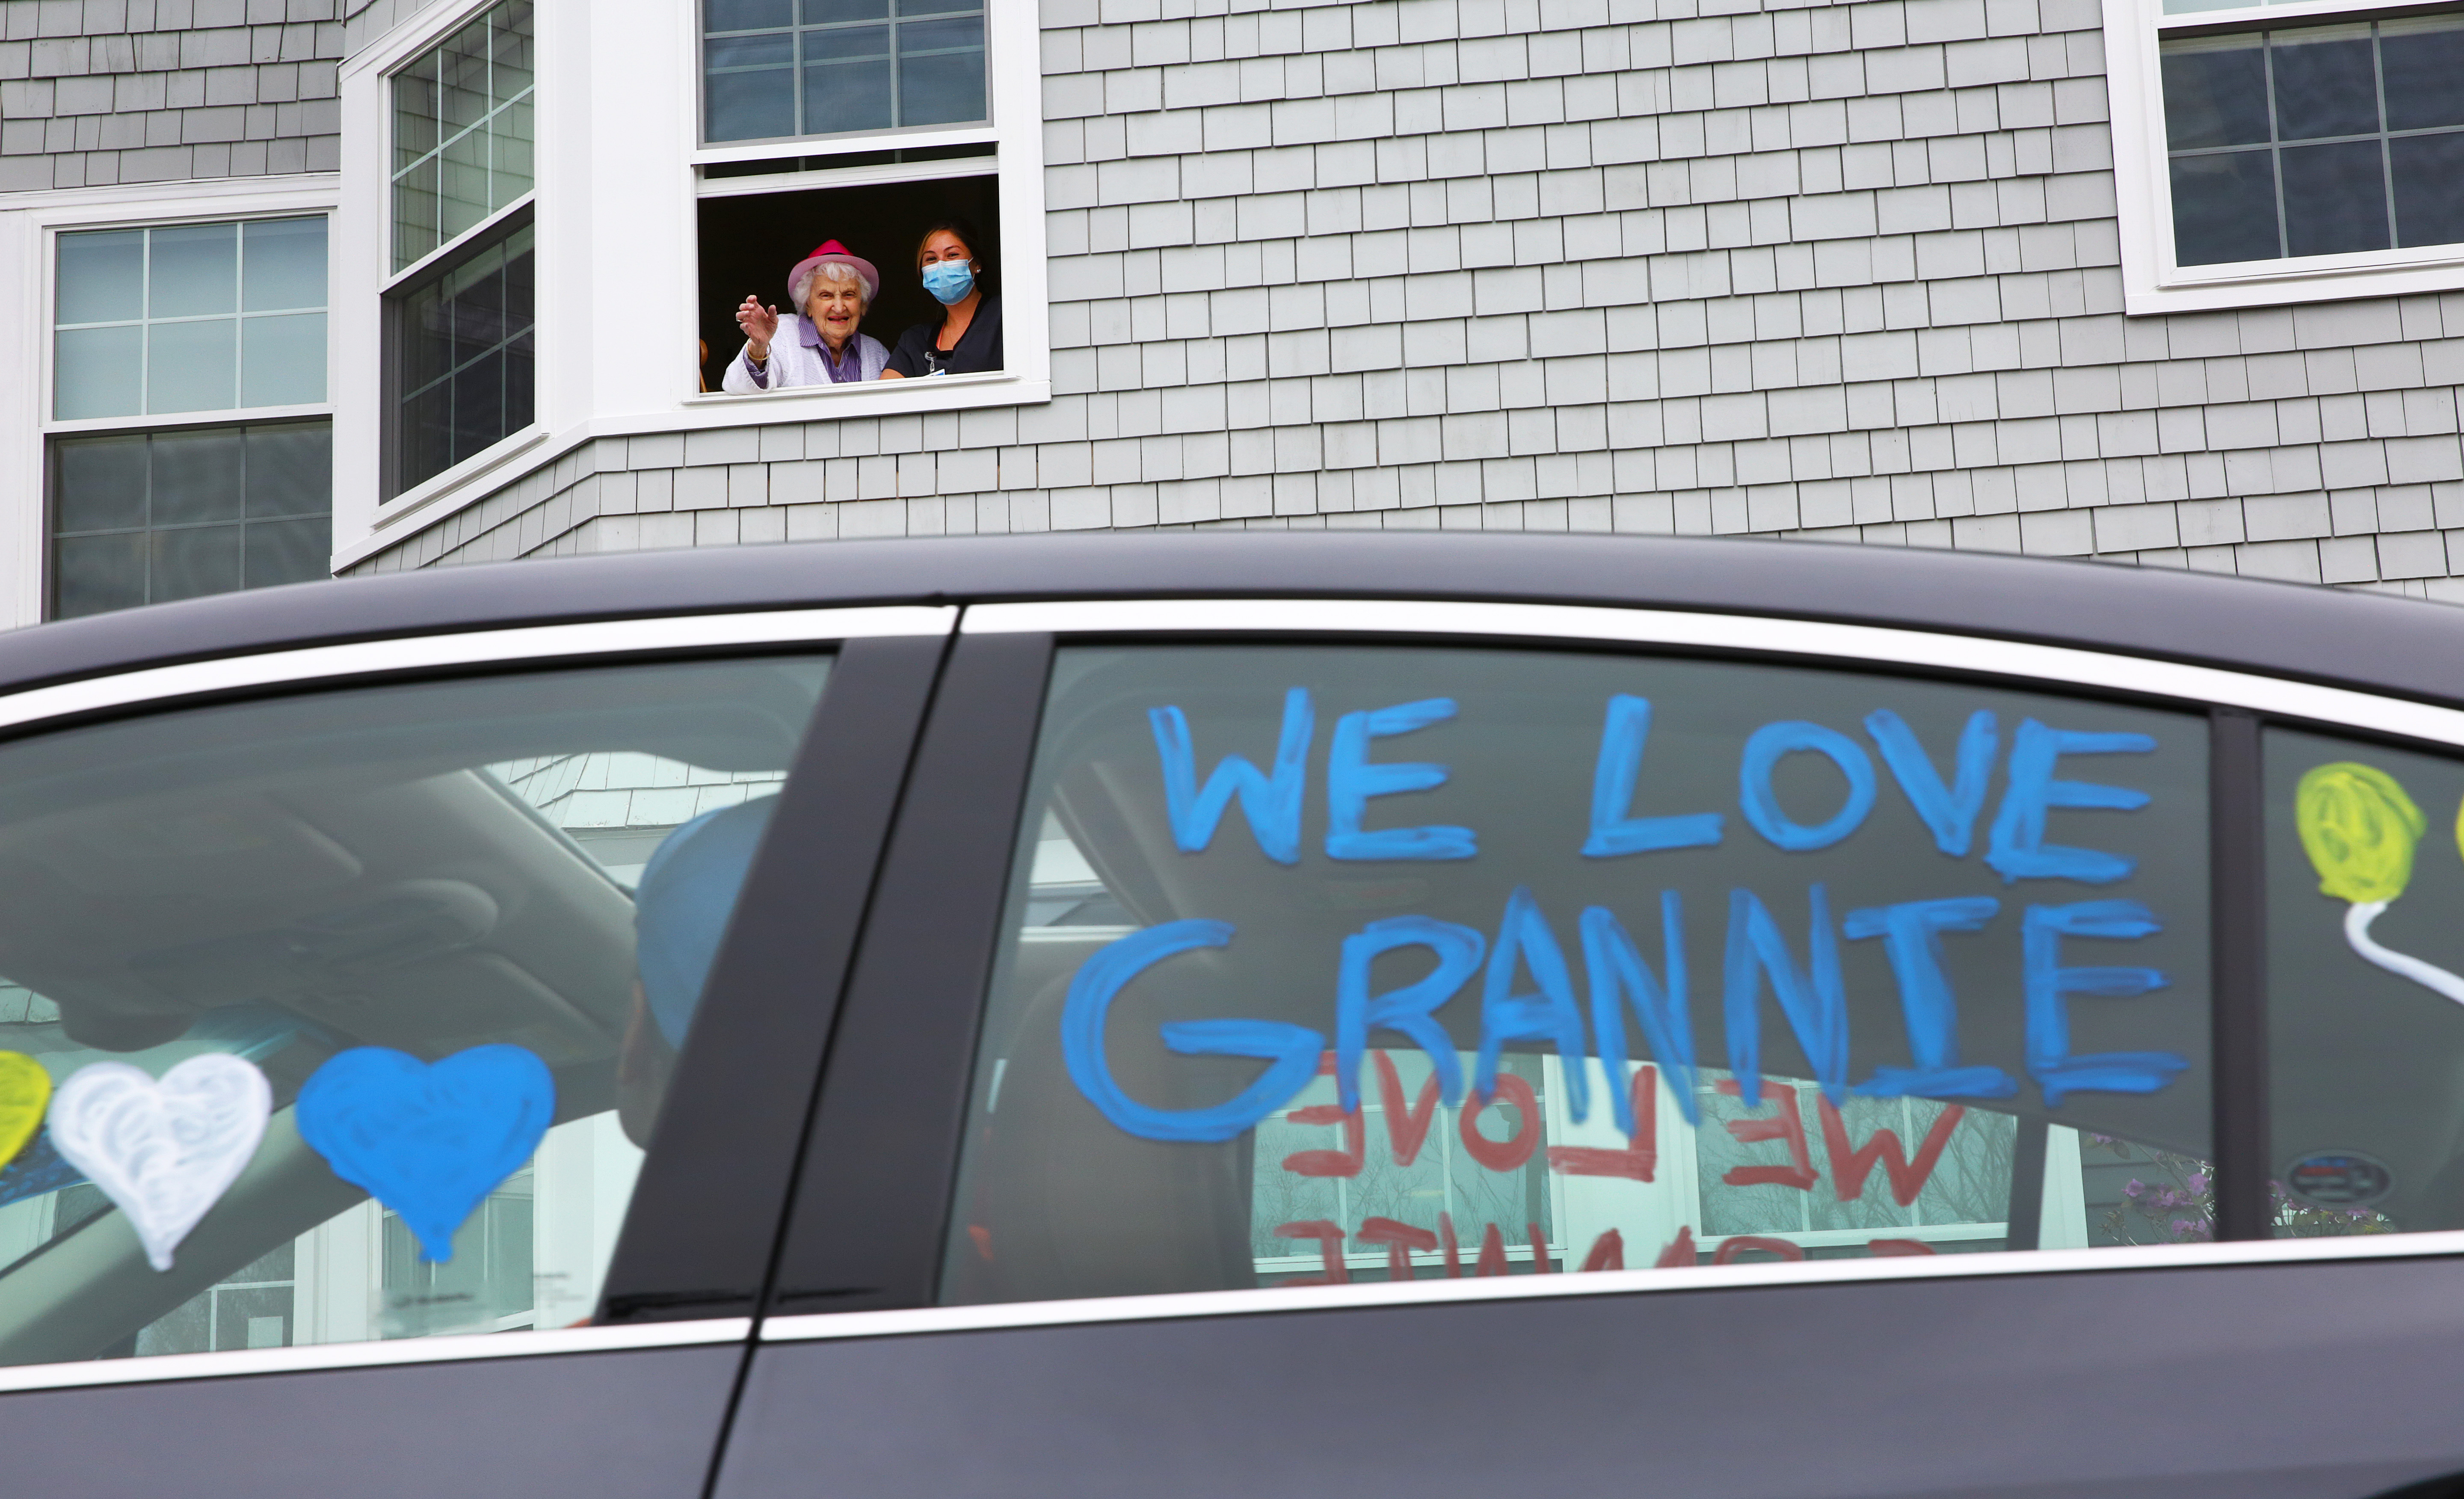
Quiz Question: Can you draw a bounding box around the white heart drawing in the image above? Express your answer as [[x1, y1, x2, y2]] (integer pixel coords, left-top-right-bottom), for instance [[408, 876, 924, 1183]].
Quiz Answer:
[[48, 1055, 271, 1272]]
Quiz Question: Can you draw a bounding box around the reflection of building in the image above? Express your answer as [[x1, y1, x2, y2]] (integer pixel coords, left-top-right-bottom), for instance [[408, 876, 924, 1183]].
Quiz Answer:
[[11, 0, 2464, 603]]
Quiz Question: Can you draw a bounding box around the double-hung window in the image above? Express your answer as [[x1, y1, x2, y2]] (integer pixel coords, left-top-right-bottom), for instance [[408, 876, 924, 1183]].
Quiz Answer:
[[693, 0, 1016, 399], [383, 0, 537, 500], [2111, 0, 2464, 308], [46, 218, 332, 619]]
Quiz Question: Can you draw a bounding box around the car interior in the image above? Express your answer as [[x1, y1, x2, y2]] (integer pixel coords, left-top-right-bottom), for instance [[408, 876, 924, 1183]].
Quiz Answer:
[[0, 655, 827, 1366]]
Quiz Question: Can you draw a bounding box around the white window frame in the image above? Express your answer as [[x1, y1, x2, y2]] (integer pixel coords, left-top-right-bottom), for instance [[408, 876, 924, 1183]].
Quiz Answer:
[[0, 177, 341, 631], [332, 0, 1048, 572], [2109, 0, 2464, 313]]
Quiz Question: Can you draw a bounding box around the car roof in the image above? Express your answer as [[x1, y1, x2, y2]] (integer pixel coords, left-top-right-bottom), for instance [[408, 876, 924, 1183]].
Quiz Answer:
[[0, 532, 2456, 708]]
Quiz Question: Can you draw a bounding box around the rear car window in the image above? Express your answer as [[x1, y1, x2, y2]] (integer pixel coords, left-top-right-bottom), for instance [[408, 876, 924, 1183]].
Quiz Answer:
[[941, 645, 2212, 1303], [0, 655, 826, 1363], [2268, 726, 2464, 1236]]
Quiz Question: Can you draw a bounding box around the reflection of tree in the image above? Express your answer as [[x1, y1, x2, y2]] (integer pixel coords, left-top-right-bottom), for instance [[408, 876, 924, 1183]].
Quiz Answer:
[[2088, 1134, 2214, 1244], [2272, 1182, 2395, 1237], [1247, 1117, 1338, 1258], [1917, 1105, 2015, 1225]]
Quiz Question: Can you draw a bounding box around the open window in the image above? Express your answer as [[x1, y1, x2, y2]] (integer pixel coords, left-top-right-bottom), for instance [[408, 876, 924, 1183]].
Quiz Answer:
[[688, 0, 1036, 406]]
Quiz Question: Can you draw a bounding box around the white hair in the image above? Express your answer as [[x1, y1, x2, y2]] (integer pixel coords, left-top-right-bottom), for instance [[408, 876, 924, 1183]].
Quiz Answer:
[[794, 259, 871, 311]]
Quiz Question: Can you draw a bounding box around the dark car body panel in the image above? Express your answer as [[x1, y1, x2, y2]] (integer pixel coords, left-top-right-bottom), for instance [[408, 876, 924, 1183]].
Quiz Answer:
[[0, 1345, 741, 1497], [719, 1260, 2464, 1499]]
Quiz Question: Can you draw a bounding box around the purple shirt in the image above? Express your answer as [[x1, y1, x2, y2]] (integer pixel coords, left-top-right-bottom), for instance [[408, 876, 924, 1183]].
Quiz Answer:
[[745, 314, 867, 388]]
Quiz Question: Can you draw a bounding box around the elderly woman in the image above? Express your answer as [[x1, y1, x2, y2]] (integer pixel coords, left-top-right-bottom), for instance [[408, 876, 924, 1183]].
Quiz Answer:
[[722, 239, 889, 391], [877, 220, 1004, 379]]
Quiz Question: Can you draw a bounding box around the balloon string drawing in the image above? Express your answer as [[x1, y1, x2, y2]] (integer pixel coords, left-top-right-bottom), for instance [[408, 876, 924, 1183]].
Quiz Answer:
[[0, 1039, 552, 1276], [2298, 761, 2464, 1005]]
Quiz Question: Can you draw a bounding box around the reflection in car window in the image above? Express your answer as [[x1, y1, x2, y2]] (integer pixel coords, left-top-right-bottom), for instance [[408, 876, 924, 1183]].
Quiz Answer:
[[0, 656, 824, 1363], [2268, 727, 2464, 1237], [942, 646, 2212, 1305]]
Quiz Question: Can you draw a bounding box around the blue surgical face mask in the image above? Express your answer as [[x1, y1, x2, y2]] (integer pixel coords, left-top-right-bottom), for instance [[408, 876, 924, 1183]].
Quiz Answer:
[[921, 259, 975, 305]]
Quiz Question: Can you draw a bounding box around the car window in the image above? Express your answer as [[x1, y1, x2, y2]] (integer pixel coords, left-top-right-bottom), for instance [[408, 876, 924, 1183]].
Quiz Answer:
[[940, 644, 2212, 1304], [2267, 725, 2464, 1237], [0, 654, 826, 1364]]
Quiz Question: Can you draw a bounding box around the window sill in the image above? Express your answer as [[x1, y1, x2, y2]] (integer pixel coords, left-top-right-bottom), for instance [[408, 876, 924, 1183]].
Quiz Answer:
[[689, 366, 1025, 413], [2125, 244, 2464, 315], [374, 423, 551, 532]]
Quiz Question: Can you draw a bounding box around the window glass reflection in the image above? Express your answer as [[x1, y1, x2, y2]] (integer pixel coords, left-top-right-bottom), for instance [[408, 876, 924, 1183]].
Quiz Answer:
[[942, 646, 2214, 1307], [702, 0, 983, 142], [48, 422, 332, 619], [2162, 18, 2464, 264]]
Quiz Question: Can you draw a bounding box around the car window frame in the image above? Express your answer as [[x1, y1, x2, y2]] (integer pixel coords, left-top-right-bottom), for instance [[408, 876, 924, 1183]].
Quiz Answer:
[[0, 601, 955, 1395], [756, 594, 2464, 1352]]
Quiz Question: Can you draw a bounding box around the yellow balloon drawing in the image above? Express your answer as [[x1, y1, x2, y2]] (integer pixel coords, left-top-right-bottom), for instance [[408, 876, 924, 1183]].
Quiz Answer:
[[0, 1052, 50, 1173], [2297, 761, 2426, 904]]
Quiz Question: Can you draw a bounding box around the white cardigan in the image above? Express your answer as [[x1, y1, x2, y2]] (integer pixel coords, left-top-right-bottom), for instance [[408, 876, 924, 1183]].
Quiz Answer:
[[720, 315, 889, 391]]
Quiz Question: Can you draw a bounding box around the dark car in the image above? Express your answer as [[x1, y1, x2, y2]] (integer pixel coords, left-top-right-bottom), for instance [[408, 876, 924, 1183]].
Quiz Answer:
[[0, 532, 2458, 1498]]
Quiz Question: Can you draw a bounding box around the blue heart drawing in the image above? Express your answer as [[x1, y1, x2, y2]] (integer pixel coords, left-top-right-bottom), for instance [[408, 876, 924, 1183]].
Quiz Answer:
[[297, 1045, 555, 1263]]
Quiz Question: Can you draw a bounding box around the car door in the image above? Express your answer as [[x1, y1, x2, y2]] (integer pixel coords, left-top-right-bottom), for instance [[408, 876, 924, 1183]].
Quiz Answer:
[[710, 596, 2464, 1499], [0, 603, 950, 1498]]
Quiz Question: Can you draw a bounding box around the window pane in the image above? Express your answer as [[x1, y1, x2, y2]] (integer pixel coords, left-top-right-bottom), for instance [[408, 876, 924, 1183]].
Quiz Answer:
[[489, 99, 534, 210], [490, 1, 535, 102], [708, 0, 793, 27], [147, 223, 238, 319], [394, 1, 532, 273], [394, 56, 440, 170], [55, 230, 145, 326], [241, 313, 326, 409], [2282, 139, 2390, 256], [706, 53, 797, 142], [2271, 27, 2379, 142], [2391, 132, 2464, 249], [805, 0, 889, 20], [942, 647, 2212, 1304], [52, 325, 142, 421], [898, 0, 979, 17], [51, 534, 147, 619], [2263, 729, 2464, 1237], [2171, 150, 2280, 266], [0, 657, 828, 1365], [803, 30, 894, 135], [243, 516, 330, 589], [241, 218, 328, 314], [2161, 39, 2270, 150], [896, 15, 986, 125], [49, 423, 331, 619], [395, 156, 441, 270], [149, 523, 246, 603], [391, 220, 535, 495], [439, 18, 493, 133], [438, 128, 491, 247], [146, 318, 238, 414], [52, 433, 148, 534], [2381, 16, 2464, 130], [243, 424, 332, 519], [148, 428, 246, 526]]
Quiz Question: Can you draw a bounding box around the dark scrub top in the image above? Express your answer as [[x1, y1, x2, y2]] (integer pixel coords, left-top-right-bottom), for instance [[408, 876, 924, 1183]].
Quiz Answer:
[[886, 295, 1004, 376]]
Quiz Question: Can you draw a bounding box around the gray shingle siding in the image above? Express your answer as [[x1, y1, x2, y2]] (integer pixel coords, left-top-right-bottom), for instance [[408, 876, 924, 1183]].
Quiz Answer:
[[0, 0, 345, 190], [323, 0, 2464, 600]]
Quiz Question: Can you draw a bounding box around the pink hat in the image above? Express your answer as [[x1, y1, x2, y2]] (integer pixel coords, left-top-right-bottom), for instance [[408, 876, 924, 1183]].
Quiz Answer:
[[788, 240, 878, 308]]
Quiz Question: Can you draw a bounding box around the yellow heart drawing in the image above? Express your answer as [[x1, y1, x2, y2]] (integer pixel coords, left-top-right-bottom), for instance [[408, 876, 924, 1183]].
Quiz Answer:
[[0, 1053, 52, 1172]]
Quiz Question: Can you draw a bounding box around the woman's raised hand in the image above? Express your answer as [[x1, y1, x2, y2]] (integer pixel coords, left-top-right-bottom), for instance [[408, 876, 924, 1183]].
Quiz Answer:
[[737, 295, 780, 358]]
